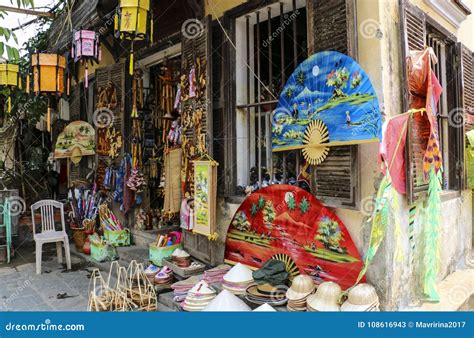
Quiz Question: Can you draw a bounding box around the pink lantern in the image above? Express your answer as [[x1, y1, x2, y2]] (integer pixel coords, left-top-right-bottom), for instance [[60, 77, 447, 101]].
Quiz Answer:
[[71, 30, 101, 88]]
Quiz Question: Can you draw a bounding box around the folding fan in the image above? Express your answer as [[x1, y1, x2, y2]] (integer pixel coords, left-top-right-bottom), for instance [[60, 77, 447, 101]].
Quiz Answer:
[[224, 185, 364, 289], [272, 51, 382, 165]]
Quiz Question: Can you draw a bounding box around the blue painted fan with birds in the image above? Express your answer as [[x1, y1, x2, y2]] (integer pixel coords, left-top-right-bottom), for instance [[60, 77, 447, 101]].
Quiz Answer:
[[272, 51, 382, 165]]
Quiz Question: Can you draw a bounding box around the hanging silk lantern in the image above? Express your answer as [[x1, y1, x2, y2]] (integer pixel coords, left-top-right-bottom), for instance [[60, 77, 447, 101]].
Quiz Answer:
[[71, 30, 101, 88], [0, 63, 20, 113], [118, 0, 151, 40], [31, 53, 67, 132], [116, 0, 153, 75], [31, 53, 66, 95]]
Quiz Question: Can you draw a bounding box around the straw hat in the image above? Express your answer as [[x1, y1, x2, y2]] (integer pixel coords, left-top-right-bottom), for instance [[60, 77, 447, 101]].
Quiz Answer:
[[306, 281, 341, 311], [253, 303, 277, 312], [286, 275, 315, 300], [223, 263, 254, 283], [188, 281, 216, 296], [341, 283, 379, 312], [203, 289, 251, 312]]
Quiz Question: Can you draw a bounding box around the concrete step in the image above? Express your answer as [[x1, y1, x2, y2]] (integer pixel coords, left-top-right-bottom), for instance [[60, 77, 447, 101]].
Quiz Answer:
[[403, 268, 474, 311]]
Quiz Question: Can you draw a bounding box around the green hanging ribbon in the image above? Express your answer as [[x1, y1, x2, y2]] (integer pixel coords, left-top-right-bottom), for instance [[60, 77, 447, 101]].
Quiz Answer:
[[422, 167, 441, 302], [354, 174, 392, 285]]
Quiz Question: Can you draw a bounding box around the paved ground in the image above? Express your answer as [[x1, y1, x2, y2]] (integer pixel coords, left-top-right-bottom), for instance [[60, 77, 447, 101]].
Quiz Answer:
[[0, 243, 98, 311]]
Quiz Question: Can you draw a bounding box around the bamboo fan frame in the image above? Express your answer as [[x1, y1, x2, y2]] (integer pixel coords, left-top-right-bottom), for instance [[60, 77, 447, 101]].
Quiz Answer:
[[273, 119, 378, 166]]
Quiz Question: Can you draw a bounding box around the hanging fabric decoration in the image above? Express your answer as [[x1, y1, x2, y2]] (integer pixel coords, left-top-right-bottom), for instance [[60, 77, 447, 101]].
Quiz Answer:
[[71, 30, 101, 88], [353, 174, 392, 285], [408, 203, 418, 269], [421, 168, 441, 301], [406, 48, 443, 180]]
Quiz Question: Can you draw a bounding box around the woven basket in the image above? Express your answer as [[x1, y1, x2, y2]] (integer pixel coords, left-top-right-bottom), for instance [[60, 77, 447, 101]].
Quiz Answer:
[[72, 228, 86, 252]]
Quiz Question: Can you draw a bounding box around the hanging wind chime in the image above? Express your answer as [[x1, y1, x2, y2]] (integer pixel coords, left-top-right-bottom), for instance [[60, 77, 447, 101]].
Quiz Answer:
[[115, 0, 153, 76], [30, 53, 67, 133], [71, 29, 101, 88], [0, 62, 21, 113]]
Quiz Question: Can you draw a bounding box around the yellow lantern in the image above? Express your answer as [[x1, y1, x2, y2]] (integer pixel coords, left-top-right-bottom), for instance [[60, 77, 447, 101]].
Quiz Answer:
[[0, 64, 20, 87], [116, 0, 153, 75], [0, 63, 20, 113], [31, 53, 66, 95], [118, 0, 151, 40]]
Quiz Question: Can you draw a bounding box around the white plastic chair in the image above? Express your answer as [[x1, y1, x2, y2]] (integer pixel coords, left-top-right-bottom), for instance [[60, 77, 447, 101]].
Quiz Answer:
[[31, 200, 71, 274]]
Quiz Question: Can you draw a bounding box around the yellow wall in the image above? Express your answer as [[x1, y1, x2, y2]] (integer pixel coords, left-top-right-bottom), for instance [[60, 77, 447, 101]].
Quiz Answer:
[[75, 43, 116, 84], [409, 0, 474, 50], [205, 0, 248, 18], [458, 0, 474, 50]]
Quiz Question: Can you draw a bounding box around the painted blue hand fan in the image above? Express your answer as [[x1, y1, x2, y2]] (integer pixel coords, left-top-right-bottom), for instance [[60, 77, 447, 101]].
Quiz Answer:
[[272, 51, 382, 165]]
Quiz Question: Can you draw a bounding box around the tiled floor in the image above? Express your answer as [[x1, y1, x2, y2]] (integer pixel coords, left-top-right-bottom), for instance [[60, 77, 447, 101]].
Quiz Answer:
[[0, 243, 97, 311]]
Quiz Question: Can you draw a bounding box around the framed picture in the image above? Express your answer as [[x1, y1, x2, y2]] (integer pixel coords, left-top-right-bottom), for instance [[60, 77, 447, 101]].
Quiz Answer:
[[193, 160, 218, 237]]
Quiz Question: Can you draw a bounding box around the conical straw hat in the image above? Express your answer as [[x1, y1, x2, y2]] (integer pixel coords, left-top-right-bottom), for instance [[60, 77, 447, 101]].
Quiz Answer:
[[223, 263, 254, 283], [188, 280, 216, 296], [203, 289, 251, 312], [253, 303, 277, 312], [307, 281, 341, 311], [286, 275, 315, 300]]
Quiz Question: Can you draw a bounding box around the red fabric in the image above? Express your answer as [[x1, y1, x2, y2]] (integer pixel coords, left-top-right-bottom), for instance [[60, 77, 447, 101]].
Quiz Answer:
[[407, 48, 443, 181], [380, 114, 410, 194]]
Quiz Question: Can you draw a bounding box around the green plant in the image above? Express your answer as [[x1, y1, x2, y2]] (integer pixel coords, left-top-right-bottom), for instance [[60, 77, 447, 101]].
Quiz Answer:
[[0, 0, 36, 60]]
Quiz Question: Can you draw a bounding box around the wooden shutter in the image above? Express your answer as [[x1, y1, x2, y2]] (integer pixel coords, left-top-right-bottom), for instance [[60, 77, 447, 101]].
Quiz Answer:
[[181, 15, 213, 155], [461, 45, 474, 132], [460, 44, 474, 189], [308, 0, 360, 208], [180, 16, 216, 265], [95, 62, 126, 130], [401, 1, 429, 204]]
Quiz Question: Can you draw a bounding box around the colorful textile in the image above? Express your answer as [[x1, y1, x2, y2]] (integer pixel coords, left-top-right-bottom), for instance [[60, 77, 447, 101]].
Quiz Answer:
[[379, 114, 409, 194], [354, 174, 392, 285], [421, 168, 441, 301], [407, 48, 443, 181]]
